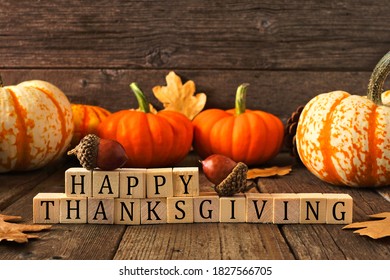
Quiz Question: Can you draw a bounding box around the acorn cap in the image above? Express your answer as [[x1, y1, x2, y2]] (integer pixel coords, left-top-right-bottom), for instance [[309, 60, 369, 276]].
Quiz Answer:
[[214, 162, 248, 196], [67, 134, 99, 170]]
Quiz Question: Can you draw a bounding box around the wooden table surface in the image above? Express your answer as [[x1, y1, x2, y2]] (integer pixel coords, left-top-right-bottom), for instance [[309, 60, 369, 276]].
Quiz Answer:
[[0, 153, 389, 260]]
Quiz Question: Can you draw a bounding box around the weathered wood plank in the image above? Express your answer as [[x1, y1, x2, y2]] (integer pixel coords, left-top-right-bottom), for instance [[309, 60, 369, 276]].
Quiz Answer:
[[113, 223, 294, 260], [257, 162, 390, 260], [0, 69, 380, 124], [0, 0, 389, 70]]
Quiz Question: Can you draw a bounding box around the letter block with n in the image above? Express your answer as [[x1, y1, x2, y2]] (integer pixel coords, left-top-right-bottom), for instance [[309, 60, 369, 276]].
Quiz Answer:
[[65, 168, 92, 197]]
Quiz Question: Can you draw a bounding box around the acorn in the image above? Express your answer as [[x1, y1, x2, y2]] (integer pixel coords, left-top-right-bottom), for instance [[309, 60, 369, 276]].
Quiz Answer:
[[200, 154, 248, 196], [67, 134, 128, 170]]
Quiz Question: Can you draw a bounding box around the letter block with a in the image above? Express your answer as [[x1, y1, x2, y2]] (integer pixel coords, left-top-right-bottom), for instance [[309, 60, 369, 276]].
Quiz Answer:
[[93, 170, 119, 198], [88, 197, 115, 224]]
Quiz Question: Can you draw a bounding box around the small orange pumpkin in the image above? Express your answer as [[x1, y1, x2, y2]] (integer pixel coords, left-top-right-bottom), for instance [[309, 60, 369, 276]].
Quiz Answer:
[[97, 83, 193, 168], [0, 79, 73, 172], [296, 52, 390, 187], [71, 104, 111, 147], [193, 84, 284, 166]]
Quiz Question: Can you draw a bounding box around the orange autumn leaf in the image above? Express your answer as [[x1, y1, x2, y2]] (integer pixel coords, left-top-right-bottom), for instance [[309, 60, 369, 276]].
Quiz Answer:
[[0, 214, 51, 243], [152, 71, 207, 120], [247, 166, 292, 179], [343, 212, 390, 239]]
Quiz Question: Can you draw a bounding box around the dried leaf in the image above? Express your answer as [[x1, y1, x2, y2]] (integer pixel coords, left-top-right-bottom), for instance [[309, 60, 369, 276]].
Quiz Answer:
[[0, 214, 51, 243], [343, 212, 390, 239], [152, 71, 207, 120], [247, 166, 292, 179]]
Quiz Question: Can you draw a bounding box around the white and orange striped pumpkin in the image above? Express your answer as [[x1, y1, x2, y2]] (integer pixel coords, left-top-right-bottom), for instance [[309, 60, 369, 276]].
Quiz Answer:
[[296, 52, 390, 187], [0, 80, 73, 172]]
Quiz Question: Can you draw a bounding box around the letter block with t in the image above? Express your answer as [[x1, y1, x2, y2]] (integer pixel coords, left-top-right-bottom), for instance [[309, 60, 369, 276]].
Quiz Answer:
[[65, 168, 92, 197], [146, 168, 173, 198], [323, 194, 353, 224], [33, 193, 66, 224]]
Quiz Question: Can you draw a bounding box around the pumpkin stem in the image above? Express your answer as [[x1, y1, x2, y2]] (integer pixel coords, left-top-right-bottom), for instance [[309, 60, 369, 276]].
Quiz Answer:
[[0, 75, 3, 87], [235, 83, 249, 115], [367, 51, 390, 105], [130, 82, 150, 113]]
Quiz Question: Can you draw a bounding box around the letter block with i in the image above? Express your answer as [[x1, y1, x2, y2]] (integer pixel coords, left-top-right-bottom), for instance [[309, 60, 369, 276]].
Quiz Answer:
[[220, 195, 246, 223], [273, 193, 300, 224], [65, 168, 92, 197]]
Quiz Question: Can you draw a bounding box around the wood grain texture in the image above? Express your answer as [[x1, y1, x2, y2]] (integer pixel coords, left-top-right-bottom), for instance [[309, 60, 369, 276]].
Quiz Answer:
[[0, 0, 389, 70], [0, 69, 381, 124]]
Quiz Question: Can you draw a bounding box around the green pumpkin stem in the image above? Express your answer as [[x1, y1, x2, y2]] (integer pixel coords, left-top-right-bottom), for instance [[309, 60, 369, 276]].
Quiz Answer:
[[235, 83, 250, 115], [367, 51, 390, 105], [130, 82, 150, 113]]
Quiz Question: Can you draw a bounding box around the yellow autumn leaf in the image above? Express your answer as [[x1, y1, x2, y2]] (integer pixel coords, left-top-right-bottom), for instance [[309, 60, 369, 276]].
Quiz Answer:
[[343, 212, 390, 239], [152, 71, 207, 120], [247, 166, 292, 179]]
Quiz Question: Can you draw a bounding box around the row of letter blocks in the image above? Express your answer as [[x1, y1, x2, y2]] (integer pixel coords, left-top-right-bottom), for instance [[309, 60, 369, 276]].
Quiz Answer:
[[33, 167, 353, 225]]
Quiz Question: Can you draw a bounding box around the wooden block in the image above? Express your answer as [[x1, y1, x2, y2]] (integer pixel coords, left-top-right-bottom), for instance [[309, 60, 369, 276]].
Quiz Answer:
[[33, 193, 66, 224], [273, 193, 300, 224], [172, 167, 199, 197], [88, 197, 115, 224], [140, 198, 167, 224], [146, 168, 173, 198], [323, 193, 353, 224], [60, 197, 88, 223], [299, 193, 327, 224], [65, 168, 92, 197], [92, 170, 119, 198], [119, 168, 146, 198], [219, 194, 246, 223], [193, 193, 220, 223], [114, 198, 141, 225], [167, 197, 194, 223], [245, 193, 274, 223]]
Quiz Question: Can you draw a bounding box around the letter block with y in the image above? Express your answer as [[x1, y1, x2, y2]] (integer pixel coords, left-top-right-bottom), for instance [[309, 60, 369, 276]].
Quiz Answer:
[[65, 168, 92, 197], [172, 167, 199, 197], [245, 193, 274, 223], [323, 194, 353, 224]]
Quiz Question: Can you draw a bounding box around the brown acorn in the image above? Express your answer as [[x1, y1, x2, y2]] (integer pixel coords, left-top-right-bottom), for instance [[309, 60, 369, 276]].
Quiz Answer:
[[67, 134, 128, 170], [200, 154, 248, 196]]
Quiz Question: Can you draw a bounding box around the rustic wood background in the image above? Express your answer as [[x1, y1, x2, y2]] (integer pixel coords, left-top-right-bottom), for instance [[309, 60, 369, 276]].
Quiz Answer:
[[1, 0, 389, 124]]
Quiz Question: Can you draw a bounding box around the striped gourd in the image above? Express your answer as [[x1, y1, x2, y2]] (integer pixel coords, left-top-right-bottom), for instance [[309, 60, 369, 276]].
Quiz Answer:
[[296, 52, 390, 187], [0, 80, 73, 172]]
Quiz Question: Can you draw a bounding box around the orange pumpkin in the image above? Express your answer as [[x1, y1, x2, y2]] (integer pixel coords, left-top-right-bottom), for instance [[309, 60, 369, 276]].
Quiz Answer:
[[0, 80, 73, 172], [71, 104, 111, 147], [193, 84, 284, 166], [97, 83, 193, 168], [296, 51, 390, 187]]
